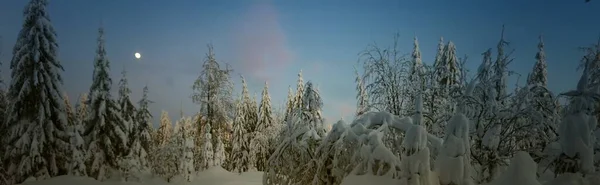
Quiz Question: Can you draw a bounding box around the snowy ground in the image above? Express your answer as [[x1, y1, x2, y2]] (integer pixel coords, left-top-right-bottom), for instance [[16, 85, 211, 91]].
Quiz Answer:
[[18, 169, 600, 185], [18, 167, 264, 185]]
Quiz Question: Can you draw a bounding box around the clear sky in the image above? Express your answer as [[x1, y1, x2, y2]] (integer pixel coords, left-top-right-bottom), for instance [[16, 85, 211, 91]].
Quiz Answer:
[[1, 0, 599, 126]]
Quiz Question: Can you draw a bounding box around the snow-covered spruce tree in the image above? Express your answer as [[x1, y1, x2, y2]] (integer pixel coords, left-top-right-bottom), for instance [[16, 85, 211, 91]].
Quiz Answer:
[[191, 44, 234, 170], [75, 93, 88, 123], [131, 85, 153, 169], [552, 50, 598, 176], [406, 37, 427, 116], [64, 93, 87, 176], [67, 117, 87, 177], [284, 86, 294, 123], [178, 116, 195, 182], [302, 81, 326, 137], [238, 76, 259, 169], [4, 0, 71, 182], [64, 93, 76, 126], [83, 26, 128, 181], [230, 96, 249, 173], [426, 37, 451, 137], [266, 81, 327, 184], [157, 110, 173, 147], [254, 81, 274, 171], [247, 93, 260, 169], [354, 66, 369, 117], [200, 124, 214, 170], [493, 26, 511, 107], [149, 126, 179, 182], [117, 68, 136, 143], [294, 70, 305, 110], [522, 35, 559, 162], [527, 35, 548, 87]]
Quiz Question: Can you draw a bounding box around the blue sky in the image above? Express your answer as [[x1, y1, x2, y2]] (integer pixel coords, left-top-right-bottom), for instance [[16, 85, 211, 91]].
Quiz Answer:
[[1, 0, 599, 126]]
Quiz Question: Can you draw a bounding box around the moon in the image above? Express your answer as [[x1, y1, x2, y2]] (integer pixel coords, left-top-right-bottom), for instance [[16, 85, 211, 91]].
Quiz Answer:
[[134, 52, 141, 59]]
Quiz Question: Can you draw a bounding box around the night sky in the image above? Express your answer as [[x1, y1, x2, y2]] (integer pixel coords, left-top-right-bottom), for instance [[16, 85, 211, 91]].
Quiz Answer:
[[1, 0, 599, 126]]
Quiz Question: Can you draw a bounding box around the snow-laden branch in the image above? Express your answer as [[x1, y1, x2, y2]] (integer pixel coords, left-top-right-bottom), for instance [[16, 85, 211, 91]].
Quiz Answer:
[[351, 111, 444, 149]]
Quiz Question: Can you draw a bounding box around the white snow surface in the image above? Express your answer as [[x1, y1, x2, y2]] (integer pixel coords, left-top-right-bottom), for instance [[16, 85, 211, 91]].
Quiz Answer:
[[17, 167, 263, 185]]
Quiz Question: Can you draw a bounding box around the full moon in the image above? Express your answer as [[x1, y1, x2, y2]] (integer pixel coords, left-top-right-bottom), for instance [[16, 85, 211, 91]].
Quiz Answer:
[[134, 52, 141, 59]]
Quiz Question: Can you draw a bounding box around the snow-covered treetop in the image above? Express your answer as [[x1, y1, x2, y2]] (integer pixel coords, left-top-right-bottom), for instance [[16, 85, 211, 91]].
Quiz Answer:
[[138, 85, 153, 118], [295, 70, 305, 110], [561, 55, 600, 114], [527, 35, 548, 87], [409, 36, 425, 87], [118, 68, 132, 101], [87, 26, 112, 101]]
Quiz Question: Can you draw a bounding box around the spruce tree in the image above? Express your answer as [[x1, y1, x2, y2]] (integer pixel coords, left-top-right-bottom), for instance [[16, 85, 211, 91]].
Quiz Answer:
[[75, 93, 88, 123], [294, 70, 305, 110], [4, 0, 71, 182], [64, 93, 76, 126], [284, 86, 294, 123], [65, 93, 87, 176], [118, 68, 136, 142], [230, 97, 248, 173], [301, 81, 325, 136], [255, 82, 273, 171], [83, 26, 128, 181], [527, 35, 548, 87], [133, 85, 153, 168], [157, 110, 173, 147], [409, 37, 426, 91]]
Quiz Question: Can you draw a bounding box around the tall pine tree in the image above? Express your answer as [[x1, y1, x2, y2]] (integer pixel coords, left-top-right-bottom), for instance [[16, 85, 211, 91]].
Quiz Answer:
[[83, 26, 128, 181], [4, 0, 71, 182]]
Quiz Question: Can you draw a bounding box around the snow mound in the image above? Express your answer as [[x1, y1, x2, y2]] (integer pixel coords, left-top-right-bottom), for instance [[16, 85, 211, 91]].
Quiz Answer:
[[542, 173, 598, 185], [490, 151, 540, 185], [341, 174, 404, 185]]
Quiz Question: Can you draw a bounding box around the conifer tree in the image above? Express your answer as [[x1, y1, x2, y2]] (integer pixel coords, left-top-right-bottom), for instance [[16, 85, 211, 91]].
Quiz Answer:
[[230, 97, 249, 173], [254, 82, 273, 171], [201, 124, 214, 170], [132, 85, 153, 168], [301, 81, 325, 136], [409, 37, 426, 91], [527, 35, 548, 87], [64, 93, 76, 126], [83, 26, 128, 181], [157, 110, 173, 147], [294, 70, 305, 110], [75, 93, 88, 123], [284, 86, 294, 123], [65, 93, 87, 177], [4, 0, 71, 182], [118, 68, 136, 141]]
